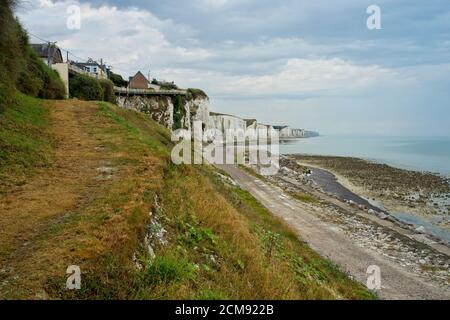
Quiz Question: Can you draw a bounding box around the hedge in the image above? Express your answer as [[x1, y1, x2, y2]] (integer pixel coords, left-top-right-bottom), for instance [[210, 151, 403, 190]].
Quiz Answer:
[[69, 74, 115, 103]]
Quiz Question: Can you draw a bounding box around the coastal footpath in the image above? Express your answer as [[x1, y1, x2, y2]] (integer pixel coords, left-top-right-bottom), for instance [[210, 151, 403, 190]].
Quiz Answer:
[[229, 155, 450, 299]]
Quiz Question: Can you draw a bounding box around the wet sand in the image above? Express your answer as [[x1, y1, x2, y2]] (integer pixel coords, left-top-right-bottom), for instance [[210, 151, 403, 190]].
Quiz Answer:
[[304, 165, 386, 211], [287, 154, 450, 245]]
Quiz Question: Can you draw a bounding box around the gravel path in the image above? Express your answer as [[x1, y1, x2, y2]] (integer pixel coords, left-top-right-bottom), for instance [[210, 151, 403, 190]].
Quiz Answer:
[[218, 165, 450, 300]]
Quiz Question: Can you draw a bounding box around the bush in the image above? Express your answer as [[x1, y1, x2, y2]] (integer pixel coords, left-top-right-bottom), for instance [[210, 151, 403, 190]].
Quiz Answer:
[[109, 72, 128, 87], [187, 88, 208, 100], [69, 74, 116, 103], [17, 52, 66, 99], [0, 3, 66, 101], [99, 79, 115, 103], [172, 95, 185, 130], [69, 74, 103, 101]]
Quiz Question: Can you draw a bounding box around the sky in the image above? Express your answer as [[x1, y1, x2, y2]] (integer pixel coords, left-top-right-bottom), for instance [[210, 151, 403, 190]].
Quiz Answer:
[[16, 0, 450, 136]]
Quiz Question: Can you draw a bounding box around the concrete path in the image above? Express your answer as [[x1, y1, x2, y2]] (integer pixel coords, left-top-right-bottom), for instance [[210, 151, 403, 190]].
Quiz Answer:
[[218, 165, 450, 300]]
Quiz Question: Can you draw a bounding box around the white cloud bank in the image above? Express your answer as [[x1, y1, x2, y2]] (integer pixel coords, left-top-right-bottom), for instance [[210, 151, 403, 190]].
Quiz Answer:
[[19, 0, 214, 75], [18, 0, 400, 99], [18, 0, 450, 134]]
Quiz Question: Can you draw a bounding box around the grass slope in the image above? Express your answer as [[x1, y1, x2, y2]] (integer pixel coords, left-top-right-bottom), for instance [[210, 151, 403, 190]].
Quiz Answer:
[[0, 96, 374, 299]]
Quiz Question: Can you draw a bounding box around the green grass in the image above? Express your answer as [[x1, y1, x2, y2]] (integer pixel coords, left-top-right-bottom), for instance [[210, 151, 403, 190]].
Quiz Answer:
[[143, 255, 196, 284], [98, 102, 171, 155], [0, 92, 52, 193], [0, 3, 65, 101], [291, 192, 320, 204]]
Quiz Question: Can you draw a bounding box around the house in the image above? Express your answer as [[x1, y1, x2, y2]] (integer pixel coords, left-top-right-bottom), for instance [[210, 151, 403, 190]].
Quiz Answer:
[[128, 71, 160, 90], [30, 43, 64, 66], [73, 58, 109, 79]]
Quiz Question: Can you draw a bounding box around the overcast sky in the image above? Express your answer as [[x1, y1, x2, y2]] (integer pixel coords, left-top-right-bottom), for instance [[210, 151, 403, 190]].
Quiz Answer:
[[16, 0, 450, 136]]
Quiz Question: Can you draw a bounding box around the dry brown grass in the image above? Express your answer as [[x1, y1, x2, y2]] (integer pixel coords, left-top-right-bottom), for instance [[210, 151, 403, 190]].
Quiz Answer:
[[135, 164, 373, 300], [0, 100, 168, 298]]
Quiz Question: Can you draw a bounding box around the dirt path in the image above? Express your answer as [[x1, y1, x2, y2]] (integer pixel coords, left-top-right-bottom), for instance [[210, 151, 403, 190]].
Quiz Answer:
[[218, 165, 450, 300], [0, 100, 109, 294]]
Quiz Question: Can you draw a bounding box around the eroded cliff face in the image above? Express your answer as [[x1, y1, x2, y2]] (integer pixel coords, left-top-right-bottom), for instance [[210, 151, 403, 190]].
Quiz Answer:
[[116, 94, 211, 131], [186, 97, 210, 131], [209, 114, 246, 133], [116, 95, 175, 129]]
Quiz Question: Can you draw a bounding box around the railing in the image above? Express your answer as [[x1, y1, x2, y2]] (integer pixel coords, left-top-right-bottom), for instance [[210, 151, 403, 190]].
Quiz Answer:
[[68, 63, 107, 80], [113, 86, 187, 96]]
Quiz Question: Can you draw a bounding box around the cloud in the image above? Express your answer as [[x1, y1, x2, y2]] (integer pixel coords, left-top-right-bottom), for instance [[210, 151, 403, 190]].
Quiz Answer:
[[18, 0, 214, 76], [17, 0, 450, 136], [222, 58, 396, 97]]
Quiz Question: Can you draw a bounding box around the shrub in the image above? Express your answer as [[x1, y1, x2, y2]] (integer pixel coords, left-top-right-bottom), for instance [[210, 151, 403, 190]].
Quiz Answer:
[[0, 3, 66, 101], [69, 75, 116, 103], [17, 52, 66, 99], [99, 79, 115, 103], [172, 95, 185, 130], [109, 72, 128, 87], [69, 74, 103, 101], [187, 88, 208, 100]]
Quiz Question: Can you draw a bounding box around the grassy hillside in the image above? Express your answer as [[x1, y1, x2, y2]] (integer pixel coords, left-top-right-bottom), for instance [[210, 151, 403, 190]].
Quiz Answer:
[[0, 95, 374, 299], [0, 1, 65, 113]]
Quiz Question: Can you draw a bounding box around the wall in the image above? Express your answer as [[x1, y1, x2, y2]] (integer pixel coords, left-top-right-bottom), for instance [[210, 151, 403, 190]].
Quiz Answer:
[[52, 63, 69, 98]]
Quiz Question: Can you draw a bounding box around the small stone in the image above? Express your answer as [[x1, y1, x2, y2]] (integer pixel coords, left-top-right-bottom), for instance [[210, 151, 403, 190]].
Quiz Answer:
[[415, 226, 426, 233]]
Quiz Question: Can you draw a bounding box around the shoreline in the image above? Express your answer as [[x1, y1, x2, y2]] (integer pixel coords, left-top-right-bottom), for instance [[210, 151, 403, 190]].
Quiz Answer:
[[286, 154, 450, 245], [239, 159, 450, 295], [279, 135, 450, 178]]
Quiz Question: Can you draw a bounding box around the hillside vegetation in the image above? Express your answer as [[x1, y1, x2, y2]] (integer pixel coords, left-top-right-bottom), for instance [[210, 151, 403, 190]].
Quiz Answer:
[[69, 73, 115, 103], [0, 1, 65, 113], [0, 97, 373, 299]]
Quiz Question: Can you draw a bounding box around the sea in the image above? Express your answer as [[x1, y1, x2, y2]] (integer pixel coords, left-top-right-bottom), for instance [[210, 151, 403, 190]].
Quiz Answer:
[[279, 135, 450, 176], [278, 134, 450, 243]]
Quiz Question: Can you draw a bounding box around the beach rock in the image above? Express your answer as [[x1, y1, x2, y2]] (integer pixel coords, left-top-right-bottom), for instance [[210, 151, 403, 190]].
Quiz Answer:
[[415, 226, 426, 233], [376, 212, 389, 220]]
